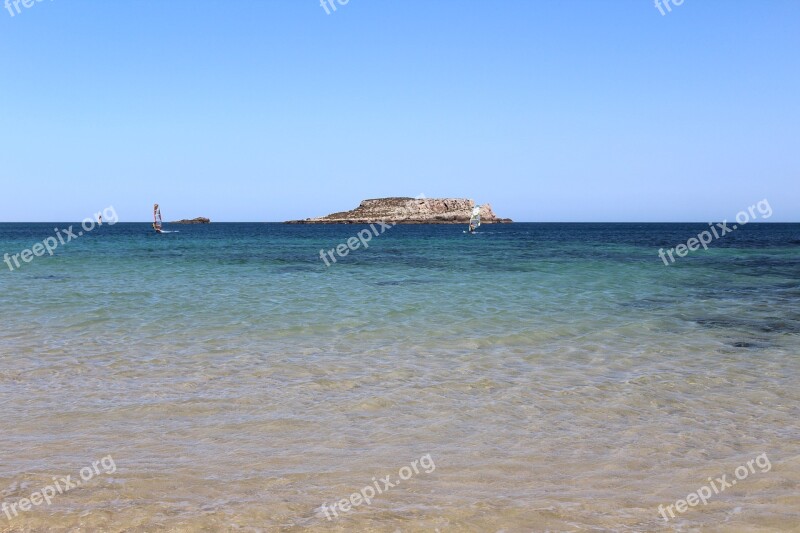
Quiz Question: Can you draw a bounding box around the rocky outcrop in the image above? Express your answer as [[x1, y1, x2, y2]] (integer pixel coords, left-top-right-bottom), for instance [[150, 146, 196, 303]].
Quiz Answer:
[[286, 198, 512, 224], [172, 217, 210, 224]]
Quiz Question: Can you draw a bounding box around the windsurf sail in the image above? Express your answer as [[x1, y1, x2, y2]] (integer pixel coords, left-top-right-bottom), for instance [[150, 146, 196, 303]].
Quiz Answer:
[[153, 204, 163, 233], [468, 205, 481, 232]]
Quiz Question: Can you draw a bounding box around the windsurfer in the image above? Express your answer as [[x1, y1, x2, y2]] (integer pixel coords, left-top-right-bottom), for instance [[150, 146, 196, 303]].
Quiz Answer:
[[468, 205, 481, 233], [153, 203, 163, 233]]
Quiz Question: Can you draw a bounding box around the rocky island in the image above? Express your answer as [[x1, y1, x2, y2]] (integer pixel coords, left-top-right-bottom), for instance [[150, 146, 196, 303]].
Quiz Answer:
[[286, 198, 512, 224], [172, 217, 211, 224]]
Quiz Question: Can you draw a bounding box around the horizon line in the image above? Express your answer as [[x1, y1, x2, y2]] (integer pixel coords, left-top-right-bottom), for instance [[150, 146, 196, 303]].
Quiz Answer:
[[0, 221, 797, 224]]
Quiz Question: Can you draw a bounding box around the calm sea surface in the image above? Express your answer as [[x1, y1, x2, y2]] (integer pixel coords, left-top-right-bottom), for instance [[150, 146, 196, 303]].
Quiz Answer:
[[1, 223, 798, 531]]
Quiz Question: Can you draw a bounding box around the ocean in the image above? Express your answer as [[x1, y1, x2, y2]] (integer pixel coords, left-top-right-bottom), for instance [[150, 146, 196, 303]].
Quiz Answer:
[[1, 222, 798, 531]]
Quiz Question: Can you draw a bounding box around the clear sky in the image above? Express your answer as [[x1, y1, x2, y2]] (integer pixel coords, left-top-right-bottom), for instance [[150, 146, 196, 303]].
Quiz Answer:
[[1, 0, 798, 222]]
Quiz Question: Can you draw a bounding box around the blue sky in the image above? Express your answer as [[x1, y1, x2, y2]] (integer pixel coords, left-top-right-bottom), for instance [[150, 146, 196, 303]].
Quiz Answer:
[[1, 0, 798, 222]]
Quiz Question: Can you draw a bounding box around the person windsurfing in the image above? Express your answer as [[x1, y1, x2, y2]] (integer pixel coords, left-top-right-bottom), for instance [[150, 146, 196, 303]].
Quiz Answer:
[[468, 205, 481, 233], [153, 204, 163, 234]]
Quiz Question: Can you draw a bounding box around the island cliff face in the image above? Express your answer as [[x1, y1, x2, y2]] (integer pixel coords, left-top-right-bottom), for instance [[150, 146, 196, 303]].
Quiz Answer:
[[172, 217, 210, 224], [286, 198, 512, 224]]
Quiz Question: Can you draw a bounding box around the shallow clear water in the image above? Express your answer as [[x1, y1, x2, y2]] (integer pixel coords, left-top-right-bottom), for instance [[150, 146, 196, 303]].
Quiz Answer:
[[1, 223, 798, 531]]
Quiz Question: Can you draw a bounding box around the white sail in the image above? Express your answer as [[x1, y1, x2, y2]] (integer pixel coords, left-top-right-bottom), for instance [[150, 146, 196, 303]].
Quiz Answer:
[[153, 204, 163, 232], [469, 205, 481, 231]]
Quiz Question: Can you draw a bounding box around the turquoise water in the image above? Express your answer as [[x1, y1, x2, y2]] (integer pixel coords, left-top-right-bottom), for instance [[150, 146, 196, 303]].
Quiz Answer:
[[1, 223, 798, 530]]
